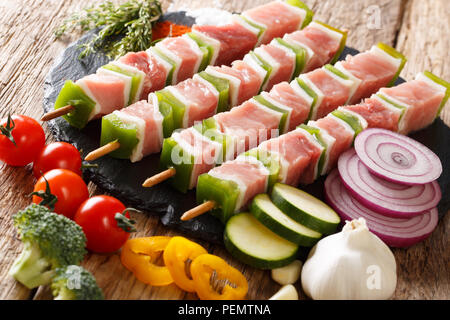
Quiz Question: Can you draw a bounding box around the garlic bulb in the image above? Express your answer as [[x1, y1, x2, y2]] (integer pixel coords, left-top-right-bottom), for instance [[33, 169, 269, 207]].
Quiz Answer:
[[301, 218, 397, 300]]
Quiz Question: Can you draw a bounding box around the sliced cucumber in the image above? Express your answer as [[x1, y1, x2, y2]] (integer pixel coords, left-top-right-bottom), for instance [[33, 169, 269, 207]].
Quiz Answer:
[[251, 194, 322, 246], [224, 213, 299, 269], [271, 183, 340, 234]]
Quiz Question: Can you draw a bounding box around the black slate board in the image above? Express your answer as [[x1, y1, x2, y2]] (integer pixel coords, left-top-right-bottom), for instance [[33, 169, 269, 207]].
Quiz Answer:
[[44, 13, 449, 245]]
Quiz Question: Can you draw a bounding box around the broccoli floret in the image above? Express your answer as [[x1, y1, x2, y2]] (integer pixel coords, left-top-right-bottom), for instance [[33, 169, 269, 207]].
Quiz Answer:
[[51, 265, 104, 300], [9, 204, 87, 289]]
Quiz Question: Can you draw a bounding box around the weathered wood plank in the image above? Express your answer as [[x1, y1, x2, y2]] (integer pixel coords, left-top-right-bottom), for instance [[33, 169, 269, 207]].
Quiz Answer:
[[391, 0, 450, 300], [0, 0, 110, 300], [395, 0, 450, 120], [306, 0, 405, 50], [0, 0, 448, 301]]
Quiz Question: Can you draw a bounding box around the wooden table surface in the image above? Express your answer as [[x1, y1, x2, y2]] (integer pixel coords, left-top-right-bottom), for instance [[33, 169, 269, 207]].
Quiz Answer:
[[0, 0, 448, 300]]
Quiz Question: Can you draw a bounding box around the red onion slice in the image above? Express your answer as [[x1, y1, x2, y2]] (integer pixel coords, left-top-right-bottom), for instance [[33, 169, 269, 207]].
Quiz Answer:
[[338, 148, 442, 218], [324, 169, 439, 248], [354, 128, 442, 185]]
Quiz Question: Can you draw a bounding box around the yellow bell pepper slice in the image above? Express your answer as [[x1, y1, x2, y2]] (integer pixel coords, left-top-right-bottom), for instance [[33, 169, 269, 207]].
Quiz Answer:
[[163, 236, 208, 292], [120, 236, 173, 286], [190, 254, 248, 300]]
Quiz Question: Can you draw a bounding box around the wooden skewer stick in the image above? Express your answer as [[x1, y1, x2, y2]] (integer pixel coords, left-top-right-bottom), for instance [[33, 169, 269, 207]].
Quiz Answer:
[[180, 200, 216, 221], [41, 105, 75, 121], [84, 140, 121, 161], [142, 167, 176, 188]]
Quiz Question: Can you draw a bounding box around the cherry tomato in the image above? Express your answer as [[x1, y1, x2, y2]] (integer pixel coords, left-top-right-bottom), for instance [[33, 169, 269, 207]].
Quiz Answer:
[[0, 114, 45, 166], [33, 142, 82, 178], [74, 196, 137, 253], [32, 169, 89, 219]]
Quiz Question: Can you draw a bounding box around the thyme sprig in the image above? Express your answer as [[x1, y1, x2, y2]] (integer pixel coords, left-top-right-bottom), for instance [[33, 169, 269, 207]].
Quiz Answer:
[[55, 0, 162, 59]]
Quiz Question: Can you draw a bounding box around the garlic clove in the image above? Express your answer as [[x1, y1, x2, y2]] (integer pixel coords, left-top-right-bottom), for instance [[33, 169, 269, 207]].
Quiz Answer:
[[269, 284, 299, 300], [271, 260, 303, 285]]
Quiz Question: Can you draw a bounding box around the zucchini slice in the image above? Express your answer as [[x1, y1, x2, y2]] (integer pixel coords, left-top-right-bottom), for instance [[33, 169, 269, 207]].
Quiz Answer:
[[224, 213, 299, 269], [271, 183, 340, 234], [250, 194, 322, 247]]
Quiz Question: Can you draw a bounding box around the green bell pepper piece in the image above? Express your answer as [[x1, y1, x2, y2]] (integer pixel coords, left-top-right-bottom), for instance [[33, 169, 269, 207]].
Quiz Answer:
[[286, 0, 314, 29], [297, 124, 327, 177], [156, 89, 186, 131], [54, 80, 96, 129], [273, 38, 307, 78], [253, 95, 289, 133], [376, 93, 406, 123], [187, 32, 213, 72], [193, 117, 233, 162], [422, 71, 450, 116], [314, 21, 347, 65], [243, 148, 281, 189], [375, 43, 407, 87], [196, 173, 241, 223], [240, 15, 266, 44], [324, 64, 350, 80], [198, 71, 230, 113], [331, 109, 364, 136], [159, 137, 194, 193], [151, 47, 176, 85], [155, 91, 175, 138], [101, 63, 143, 105], [295, 78, 318, 121], [100, 113, 139, 159], [250, 51, 272, 91]]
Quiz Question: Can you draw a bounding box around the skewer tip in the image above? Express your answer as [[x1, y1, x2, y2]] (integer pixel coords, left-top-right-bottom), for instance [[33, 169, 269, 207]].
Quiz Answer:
[[142, 167, 176, 188], [41, 105, 74, 121], [84, 140, 121, 161], [180, 200, 216, 221]]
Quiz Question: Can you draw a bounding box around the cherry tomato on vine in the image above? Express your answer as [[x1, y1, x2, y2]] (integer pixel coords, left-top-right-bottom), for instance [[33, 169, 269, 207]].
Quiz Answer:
[[74, 195, 138, 253], [0, 114, 45, 166], [32, 169, 89, 219], [33, 142, 83, 178]]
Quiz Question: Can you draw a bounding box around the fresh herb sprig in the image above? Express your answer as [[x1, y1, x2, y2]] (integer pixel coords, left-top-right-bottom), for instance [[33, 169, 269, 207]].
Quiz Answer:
[[55, 0, 162, 59]]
